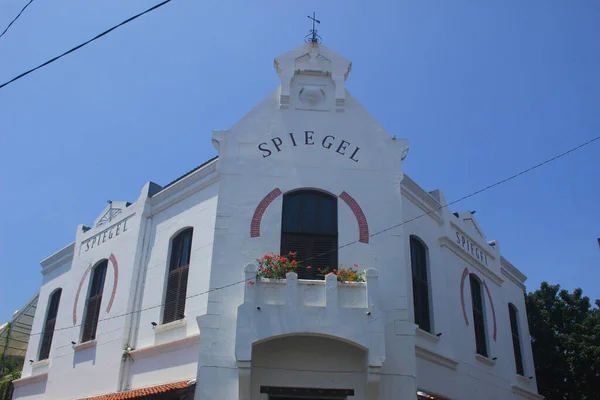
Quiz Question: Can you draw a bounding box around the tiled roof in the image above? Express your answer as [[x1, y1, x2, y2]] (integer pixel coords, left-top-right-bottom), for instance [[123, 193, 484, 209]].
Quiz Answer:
[[78, 380, 193, 400]]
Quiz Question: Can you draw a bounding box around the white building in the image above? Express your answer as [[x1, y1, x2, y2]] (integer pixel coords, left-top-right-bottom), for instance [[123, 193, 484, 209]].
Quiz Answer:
[[12, 41, 542, 400]]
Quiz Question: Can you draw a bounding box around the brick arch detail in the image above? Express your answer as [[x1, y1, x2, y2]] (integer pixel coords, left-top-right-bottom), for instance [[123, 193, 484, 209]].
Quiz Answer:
[[460, 267, 470, 326], [482, 279, 497, 342], [250, 188, 282, 238], [250, 188, 370, 245], [339, 191, 369, 244], [72, 254, 119, 326]]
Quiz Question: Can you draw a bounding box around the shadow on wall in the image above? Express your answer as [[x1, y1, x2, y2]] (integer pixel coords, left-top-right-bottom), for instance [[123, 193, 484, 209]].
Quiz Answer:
[[73, 344, 97, 368], [14, 379, 47, 398]]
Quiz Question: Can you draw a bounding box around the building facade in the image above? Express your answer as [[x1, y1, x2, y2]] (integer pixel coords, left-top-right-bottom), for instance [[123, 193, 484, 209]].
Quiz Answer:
[[12, 42, 541, 400]]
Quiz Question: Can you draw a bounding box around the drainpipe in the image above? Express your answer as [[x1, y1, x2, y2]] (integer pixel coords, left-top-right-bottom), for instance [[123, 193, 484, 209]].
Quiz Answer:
[[117, 194, 154, 392]]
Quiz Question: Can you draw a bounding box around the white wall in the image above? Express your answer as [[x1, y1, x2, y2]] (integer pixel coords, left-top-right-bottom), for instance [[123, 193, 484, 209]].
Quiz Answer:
[[251, 336, 367, 399], [136, 181, 218, 349]]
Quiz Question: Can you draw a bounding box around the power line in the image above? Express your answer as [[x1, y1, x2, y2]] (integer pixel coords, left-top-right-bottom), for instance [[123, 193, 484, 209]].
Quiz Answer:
[[0, 0, 173, 90], [303, 134, 600, 262], [0, 0, 33, 39], [23, 134, 600, 339]]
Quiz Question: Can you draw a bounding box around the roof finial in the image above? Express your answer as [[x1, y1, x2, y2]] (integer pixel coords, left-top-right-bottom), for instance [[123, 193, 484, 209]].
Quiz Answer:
[[305, 12, 321, 43]]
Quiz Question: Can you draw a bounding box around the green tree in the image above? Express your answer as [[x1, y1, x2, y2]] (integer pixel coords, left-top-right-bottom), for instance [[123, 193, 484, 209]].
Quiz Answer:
[[526, 282, 600, 399], [0, 322, 22, 400]]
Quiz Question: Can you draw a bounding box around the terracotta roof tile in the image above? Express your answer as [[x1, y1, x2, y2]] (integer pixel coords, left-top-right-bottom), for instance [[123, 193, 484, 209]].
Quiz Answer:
[[78, 380, 193, 400]]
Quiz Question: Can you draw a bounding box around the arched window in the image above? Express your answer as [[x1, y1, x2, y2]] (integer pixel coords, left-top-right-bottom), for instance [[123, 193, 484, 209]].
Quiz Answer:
[[469, 274, 488, 357], [509, 303, 524, 375], [410, 236, 431, 333], [82, 260, 108, 342], [39, 289, 62, 360], [163, 228, 193, 324], [280, 190, 338, 280]]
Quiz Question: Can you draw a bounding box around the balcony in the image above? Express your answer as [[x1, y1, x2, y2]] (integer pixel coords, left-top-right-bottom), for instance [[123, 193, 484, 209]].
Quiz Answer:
[[235, 263, 386, 368]]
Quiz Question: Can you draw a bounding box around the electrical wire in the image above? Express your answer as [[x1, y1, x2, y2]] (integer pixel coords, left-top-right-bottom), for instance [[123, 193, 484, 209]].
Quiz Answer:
[[0, 0, 173, 89], [21, 133, 600, 339], [0, 0, 33, 39]]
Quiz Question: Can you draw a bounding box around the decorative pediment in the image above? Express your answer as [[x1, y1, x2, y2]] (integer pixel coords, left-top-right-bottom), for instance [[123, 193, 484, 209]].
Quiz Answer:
[[94, 201, 131, 227], [274, 42, 352, 112], [454, 211, 485, 239]]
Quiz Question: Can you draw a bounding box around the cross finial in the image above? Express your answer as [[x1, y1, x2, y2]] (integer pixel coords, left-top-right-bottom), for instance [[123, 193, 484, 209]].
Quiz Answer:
[[305, 12, 321, 43]]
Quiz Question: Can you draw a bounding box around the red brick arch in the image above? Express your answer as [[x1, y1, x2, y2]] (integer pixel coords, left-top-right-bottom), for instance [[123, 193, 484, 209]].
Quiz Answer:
[[250, 188, 282, 238], [249, 188, 369, 245], [339, 191, 369, 244]]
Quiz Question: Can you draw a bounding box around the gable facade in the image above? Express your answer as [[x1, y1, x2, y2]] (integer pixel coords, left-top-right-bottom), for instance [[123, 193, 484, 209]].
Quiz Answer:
[[12, 42, 540, 400]]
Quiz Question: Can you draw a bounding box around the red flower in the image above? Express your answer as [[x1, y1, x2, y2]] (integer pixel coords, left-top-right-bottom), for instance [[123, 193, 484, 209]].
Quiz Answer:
[[307, 266, 312, 269], [265, 254, 272, 259], [280, 257, 288, 262], [292, 260, 297, 265], [354, 263, 358, 267], [248, 281, 254, 285]]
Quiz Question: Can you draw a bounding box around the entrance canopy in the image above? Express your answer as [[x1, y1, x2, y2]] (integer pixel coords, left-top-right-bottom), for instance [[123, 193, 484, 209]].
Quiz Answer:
[[0, 293, 38, 358]]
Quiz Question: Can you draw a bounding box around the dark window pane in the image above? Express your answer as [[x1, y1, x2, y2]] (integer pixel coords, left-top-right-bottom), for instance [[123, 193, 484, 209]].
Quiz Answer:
[[410, 236, 431, 333], [470, 275, 488, 357], [281, 190, 338, 280], [163, 229, 193, 323], [282, 194, 302, 233], [301, 193, 318, 233], [318, 195, 337, 235], [89, 261, 108, 297], [82, 261, 108, 342], [509, 304, 524, 375], [39, 289, 62, 360]]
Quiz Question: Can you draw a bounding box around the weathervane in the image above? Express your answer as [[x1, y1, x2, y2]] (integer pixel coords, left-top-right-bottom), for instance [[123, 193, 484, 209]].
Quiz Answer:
[[305, 12, 322, 43]]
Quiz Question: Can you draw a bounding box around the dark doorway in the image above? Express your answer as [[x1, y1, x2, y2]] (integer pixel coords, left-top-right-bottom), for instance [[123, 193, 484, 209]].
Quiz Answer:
[[261, 386, 353, 400]]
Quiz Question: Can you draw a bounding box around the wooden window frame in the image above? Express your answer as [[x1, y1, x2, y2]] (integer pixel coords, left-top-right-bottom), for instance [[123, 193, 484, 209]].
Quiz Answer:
[[469, 274, 488, 357], [81, 260, 108, 343], [38, 288, 62, 360], [280, 190, 338, 280], [162, 228, 193, 324], [410, 236, 432, 333], [509, 303, 525, 375]]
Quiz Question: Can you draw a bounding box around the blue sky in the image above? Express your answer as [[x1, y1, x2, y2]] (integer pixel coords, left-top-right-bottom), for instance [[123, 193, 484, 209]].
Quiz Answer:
[[1, 0, 599, 323]]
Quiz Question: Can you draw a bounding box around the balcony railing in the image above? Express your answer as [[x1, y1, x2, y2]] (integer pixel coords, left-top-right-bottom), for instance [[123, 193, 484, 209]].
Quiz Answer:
[[244, 265, 378, 310]]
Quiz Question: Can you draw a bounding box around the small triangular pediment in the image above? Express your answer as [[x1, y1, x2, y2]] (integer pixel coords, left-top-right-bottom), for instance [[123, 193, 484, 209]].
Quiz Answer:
[[94, 201, 131, 227], [454, 212, 486, 239]]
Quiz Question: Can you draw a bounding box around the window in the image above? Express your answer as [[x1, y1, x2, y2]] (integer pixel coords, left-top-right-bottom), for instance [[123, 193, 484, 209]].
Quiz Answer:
[[82, 260, 108, 342], [280, 190, 338, 280], [410, 236, 431, 333], [39, 289, 62, 360], [469, 274, 488, 357], [509, 303, 524, 375], [163, 228, 193, 324]]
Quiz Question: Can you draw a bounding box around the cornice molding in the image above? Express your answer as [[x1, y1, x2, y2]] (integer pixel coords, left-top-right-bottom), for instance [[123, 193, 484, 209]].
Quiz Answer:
[[501, 257, 527, 284], [511, 385, 544, 400], [416, 328, 441, 343], [12, 372, 48, 388], [130, 334, 200, 361], [401, 175, 443, 221], [439, 237, 504, 286], [151, 170, 219, 216], [40, 242, 75, 275], [415, 345, 458, 370], [475, 353, 496, 366], [151, 160, 217, 206]]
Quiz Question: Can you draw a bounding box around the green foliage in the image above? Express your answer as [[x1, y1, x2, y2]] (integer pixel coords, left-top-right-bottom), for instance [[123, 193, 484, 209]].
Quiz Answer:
[[526, 282, 600, 400], [0, 322, 23, 400]]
